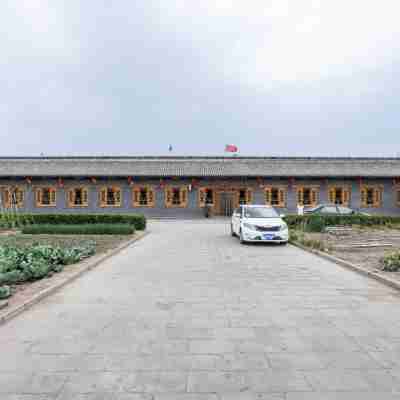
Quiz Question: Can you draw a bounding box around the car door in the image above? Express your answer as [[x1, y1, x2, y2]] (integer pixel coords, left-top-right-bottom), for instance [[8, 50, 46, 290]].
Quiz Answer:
[[232, 207, 241, 234]]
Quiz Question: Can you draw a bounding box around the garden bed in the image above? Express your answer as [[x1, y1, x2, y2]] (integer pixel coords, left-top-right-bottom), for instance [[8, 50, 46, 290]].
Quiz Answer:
[[0, 233, 136, 304], [292, 227, 400, 283]]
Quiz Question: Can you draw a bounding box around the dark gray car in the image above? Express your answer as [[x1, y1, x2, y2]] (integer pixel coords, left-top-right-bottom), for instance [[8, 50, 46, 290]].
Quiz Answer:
[[304, 204, 370, 216]]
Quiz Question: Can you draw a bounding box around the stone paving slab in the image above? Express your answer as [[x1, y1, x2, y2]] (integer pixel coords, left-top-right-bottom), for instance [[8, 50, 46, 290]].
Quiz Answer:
[[1, 221, 400, 398]]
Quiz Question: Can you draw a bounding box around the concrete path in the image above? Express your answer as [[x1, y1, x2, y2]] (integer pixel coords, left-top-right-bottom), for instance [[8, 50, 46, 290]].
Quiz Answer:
[[1, 220, 400, 399]]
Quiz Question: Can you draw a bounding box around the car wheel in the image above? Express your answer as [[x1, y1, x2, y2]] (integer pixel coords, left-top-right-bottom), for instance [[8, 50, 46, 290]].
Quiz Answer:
[[231, 224, 236, 237]]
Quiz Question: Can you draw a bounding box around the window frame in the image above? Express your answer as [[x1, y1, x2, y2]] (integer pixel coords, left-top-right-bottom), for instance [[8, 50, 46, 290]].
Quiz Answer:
[[296, 185, 319, 207], [132, 185, 155, 208], [35, 187, 57, 207], [328, 185, 351, 206], [198, 187, 215, 207], [360, 185, 383, 208], [66, 186, 89, 208], [0, 186, 25, 208], [236, 188, 253, 206], [264, 186, 286, 208], [165, 186, 188, 208], [99, 186, 122, 208], [396, 187, 400, 207]]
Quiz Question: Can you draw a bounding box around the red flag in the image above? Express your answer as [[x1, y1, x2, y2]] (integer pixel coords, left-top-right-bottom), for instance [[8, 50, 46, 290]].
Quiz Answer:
[[225, 144, 238, 153]]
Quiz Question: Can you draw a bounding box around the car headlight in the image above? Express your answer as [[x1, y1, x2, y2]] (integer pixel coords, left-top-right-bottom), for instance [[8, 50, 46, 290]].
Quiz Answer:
[[243, 223, 256, 231], [280, 223, 288, 231]]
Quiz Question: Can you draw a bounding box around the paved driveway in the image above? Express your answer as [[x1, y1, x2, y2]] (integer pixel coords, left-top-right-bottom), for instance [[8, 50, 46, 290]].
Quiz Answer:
[[1, 221, 400, 399]]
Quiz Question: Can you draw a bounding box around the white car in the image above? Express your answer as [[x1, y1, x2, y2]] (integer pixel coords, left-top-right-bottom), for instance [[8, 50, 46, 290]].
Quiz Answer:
[[231, 205, 289, 244]]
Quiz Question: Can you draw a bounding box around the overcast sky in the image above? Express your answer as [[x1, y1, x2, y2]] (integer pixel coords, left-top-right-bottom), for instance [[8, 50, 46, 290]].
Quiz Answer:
[[1, 1, 399, 157]]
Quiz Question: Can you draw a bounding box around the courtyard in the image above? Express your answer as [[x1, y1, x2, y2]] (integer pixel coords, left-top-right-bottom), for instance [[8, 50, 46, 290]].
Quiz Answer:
[[1, 220, 400, 399]]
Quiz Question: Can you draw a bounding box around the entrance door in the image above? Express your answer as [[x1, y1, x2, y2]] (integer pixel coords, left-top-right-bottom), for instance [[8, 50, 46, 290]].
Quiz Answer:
[[219, 192, 235, 216]]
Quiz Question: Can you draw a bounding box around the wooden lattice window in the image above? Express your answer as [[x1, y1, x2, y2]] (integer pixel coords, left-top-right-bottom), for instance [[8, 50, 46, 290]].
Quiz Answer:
[[99, 186, 122, 207], [165, 186, 188, 208], [67, 187, 89, 207], [328, 186, 351, 206], [36, 187, 57, 207], [237, 188, 253, 205], [132, 186, 155, 207], [0, 187, 11, 209], [198, 188, 214, 207], [297, 186, 319, 207], [0, 187, 24, 208], [12, 188, 24, 208], [265, 187, 286, 207], [360, 186, 382, 208]]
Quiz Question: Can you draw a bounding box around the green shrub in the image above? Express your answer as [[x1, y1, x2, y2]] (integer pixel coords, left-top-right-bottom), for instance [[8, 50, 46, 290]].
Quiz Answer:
[[0, 285, 11, 299], [16, 214, 146, 230], [284, 215, 400, 230], [304, 215, 326, 233], [22, 224, 135, 235], [381, 251, 400, 272]]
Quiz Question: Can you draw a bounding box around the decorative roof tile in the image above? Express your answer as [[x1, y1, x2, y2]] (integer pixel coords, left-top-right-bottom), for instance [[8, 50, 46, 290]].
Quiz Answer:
[[0, 156, 399, 177]]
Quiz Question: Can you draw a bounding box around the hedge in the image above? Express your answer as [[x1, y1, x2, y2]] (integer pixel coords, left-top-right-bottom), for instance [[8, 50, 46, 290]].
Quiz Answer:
[[283, 214, 400, 229], [22, 224, 135, 235], [14, 214, 146, 230]]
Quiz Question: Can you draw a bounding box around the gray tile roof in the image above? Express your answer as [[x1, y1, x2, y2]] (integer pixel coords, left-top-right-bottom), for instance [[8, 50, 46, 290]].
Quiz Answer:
[[0, 157, 399, 178]]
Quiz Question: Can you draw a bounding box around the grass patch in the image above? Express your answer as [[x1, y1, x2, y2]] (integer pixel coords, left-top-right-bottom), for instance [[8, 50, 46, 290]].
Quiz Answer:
[[22, 224, 135, 235]]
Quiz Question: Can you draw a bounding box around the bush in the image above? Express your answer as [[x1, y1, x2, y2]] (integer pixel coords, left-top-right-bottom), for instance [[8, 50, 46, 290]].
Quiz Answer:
[[17, 214, 146, 230], [381, 252, 400, 272], [22, 224, 135, 235], [0, 285, 11, 300], [304, 215, 326, 233], [284, 215, 400, 230]]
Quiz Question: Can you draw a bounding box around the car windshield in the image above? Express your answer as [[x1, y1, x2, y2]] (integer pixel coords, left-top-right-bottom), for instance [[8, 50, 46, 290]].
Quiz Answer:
[[243, 207, 279, 218]]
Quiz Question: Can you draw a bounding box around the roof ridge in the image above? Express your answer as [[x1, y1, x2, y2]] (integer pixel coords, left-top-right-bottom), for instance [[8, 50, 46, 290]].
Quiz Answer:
[[0, 156, 400, 161]]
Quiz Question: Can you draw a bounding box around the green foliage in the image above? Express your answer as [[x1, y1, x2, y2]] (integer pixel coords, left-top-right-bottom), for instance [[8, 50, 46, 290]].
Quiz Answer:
[[284, 214, 400, 230], [0, 211, 35, 229], [381, 251, 400, 272], [304, 215, 326, 233], [16, 214, 146, 230], [0, 285, 11, 299], [0, 242, 96, 287], [22, 224, 135, 235]]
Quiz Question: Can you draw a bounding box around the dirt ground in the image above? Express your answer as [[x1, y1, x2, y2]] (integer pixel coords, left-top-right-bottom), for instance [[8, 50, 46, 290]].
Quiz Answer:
[[0, 233, 132, 254], [301, 227, 400, 281]]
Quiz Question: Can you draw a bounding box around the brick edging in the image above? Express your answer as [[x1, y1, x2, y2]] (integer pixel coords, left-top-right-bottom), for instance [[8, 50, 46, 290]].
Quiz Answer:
[[0, 231, 149, 326], [291, 241, 400, 291]]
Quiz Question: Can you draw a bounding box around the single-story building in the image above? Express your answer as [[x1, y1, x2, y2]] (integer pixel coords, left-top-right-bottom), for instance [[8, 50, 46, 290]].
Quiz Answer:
[[0, 156, 400, 217]]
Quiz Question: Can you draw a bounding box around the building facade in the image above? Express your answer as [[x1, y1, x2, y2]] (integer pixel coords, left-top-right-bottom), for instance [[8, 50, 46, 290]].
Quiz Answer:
[[1, 157, 400, 217]]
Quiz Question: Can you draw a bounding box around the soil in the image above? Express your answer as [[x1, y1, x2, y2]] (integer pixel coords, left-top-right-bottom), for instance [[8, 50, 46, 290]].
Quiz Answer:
[[300, 227, 400, 282]]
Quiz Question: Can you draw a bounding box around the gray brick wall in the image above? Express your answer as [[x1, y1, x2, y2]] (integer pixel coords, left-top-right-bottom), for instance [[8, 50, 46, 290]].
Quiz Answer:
[[1, 177, 399, 217]]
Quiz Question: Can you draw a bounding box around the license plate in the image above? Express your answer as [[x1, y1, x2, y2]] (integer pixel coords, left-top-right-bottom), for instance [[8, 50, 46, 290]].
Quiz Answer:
[[263, 234, 275, 240]]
